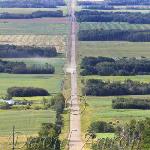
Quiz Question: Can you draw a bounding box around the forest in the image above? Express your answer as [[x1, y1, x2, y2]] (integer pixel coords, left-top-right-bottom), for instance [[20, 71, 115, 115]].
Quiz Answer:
[[83, 79, 150, 96], [112, 97, 150, 109], [0, 10, 63, 19], [0, 59, 55, 74], [76, 11, 150, 24], [0, 44, 57, 58], [81, 57, 150, 76], [78, 29, 150, 42]]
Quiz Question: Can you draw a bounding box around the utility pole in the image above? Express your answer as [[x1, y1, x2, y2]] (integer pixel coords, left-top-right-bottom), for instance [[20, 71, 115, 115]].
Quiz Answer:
[[12, 126, 15, 150]]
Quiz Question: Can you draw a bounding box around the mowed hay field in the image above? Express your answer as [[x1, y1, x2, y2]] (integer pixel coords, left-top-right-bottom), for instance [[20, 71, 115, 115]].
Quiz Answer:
[[82, 96, 150, 133], [78, 41, 150, 58], [0, 35, 66, 52]]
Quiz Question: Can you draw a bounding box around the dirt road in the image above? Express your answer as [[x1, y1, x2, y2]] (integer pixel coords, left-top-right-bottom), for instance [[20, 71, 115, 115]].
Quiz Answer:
[[67, 0, 84, 149]]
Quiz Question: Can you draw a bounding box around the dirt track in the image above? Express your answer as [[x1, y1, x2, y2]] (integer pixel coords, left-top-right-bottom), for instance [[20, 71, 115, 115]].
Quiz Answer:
[[67, 0, 84, 149]]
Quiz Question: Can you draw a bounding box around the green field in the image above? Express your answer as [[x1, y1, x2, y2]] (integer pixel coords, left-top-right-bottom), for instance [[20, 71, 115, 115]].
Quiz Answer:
[[81, 75, 150, 83], [81, 96, 150, 133], [0, 19, 68, 35], [0, 109, 55, 136], [79, 22, 150, 31], [0, 73, 63, 96], [78, 41, 150, 59], [0, 6, 67, 14]]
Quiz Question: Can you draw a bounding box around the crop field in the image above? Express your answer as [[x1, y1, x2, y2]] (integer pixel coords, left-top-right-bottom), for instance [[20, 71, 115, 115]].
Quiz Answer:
[[0, 35, 66, 52], [81, 96, 150, 134], [0, 19, 68, 35], [78, 41, 150, 59], [0, 109, 55, 136], [79, 22, 150, 31]]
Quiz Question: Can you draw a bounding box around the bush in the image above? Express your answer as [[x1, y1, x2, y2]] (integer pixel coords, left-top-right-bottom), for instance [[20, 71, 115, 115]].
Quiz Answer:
[[112, 98, 150, 109], [83, 79, 150, 96], [0, 102, 10, 109], [7, 87, 49, 97], [89, 121, 115, 133]]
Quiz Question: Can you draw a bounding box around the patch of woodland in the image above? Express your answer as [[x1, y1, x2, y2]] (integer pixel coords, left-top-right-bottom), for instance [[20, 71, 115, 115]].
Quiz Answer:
[[0, 44, 57, 58], [81, 57, 150, 76], [83, 79, 150, 96]]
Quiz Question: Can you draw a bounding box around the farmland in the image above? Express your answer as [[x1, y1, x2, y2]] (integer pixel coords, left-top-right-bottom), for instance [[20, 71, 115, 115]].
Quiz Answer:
[[79, 22, 150, 31], [0, 109, 56, 136], [81, 96, 150, 133], [0, 19, 68, 35], [78, 41, 150, 59], [0, 35, 66, 52]]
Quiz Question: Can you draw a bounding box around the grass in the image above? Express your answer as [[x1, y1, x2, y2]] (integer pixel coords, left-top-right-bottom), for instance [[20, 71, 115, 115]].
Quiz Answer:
[[0, 73, 63, 96], [81, 96, 150, 134], [0, 6, 67, 14], [79, 22, 150, 31], [0, 109, 55, 136], [78, 41, 150, 59], [81, 75, 150, 83], [96, 133, 115, 139], [0, 20, 68, 35]]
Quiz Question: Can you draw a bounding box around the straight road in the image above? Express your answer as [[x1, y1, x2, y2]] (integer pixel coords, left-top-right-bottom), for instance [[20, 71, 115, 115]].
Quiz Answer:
[[67, 0, 83, 149]]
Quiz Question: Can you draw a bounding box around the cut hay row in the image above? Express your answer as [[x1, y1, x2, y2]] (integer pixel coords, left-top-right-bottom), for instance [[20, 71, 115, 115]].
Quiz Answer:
[[0, 35, 66, 52], [80, 22, 150, 31]]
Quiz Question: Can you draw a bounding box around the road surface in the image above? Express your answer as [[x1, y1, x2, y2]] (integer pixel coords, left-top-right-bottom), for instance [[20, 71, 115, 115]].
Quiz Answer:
[[67, 0, 84, 149]]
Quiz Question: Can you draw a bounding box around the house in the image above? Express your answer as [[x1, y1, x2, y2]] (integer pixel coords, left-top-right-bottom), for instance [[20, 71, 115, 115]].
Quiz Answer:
[[0, 99, 15, 105]]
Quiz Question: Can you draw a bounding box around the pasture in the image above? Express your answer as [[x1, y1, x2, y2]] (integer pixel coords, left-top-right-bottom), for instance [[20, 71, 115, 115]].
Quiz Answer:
[[0, 18, 68, 35], [81, 96, 150, 133], [78, 41, 150, 59], [0, 109, 56, 136], [0, 73, 63, 96], [79, 22, 150, 31]]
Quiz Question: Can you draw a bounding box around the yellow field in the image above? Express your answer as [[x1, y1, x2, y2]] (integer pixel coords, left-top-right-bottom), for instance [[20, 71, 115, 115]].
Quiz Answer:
[[0, 35, 66, 52]]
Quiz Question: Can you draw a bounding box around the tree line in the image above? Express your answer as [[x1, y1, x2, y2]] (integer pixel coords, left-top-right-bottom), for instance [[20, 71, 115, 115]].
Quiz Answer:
[[0, 44, 57, 58], [0, 59, 55, 74], [112, 97, 150, 109], [78, 29, 150, 42], [83, 79, 150, 96], [7, 87, 49, 97], [76, 10, 150, 24], [0, 10, 63, 19], [81, 57, 150, 76], [26, 93, 65, 150]]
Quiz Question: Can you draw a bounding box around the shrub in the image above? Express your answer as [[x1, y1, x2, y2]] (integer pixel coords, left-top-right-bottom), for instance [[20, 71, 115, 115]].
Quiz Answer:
[[89, 121, 115, 133], [112, 98, 150, 109]]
